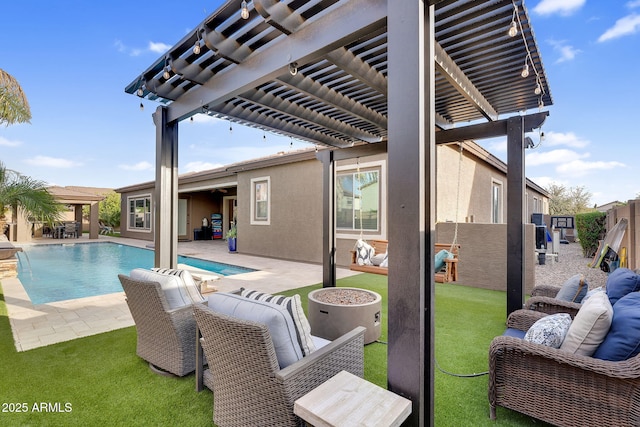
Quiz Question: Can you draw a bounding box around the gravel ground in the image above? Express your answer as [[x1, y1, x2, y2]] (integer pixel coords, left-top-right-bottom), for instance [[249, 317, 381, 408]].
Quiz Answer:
[[535, 242, 609, 290]]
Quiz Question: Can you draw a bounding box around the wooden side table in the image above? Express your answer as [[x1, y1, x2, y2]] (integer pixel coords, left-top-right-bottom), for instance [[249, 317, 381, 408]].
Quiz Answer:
[[294, 370, 411, 427]]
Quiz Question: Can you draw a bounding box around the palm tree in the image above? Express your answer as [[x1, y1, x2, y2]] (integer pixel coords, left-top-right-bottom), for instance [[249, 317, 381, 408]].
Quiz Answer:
[[0, 69, 32, 126], [0, 162, 63, 237]]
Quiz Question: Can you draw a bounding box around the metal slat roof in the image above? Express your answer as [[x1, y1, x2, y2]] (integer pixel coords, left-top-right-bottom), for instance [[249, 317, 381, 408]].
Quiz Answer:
[[126, 0, 552, 147]]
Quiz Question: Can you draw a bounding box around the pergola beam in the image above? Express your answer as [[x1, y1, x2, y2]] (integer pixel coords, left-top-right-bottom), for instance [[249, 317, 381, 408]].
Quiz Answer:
[[236, 87, 383, 143], [165, 0, 387, 123], [207, 101, 352, 148], [434, 43, 498, 121]]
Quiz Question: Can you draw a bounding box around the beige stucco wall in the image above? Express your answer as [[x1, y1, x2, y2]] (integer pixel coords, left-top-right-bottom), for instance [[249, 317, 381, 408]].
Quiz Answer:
[[436, 144, 548, 224], [436, 222, 536, 294], [236, 158, 324, 263]]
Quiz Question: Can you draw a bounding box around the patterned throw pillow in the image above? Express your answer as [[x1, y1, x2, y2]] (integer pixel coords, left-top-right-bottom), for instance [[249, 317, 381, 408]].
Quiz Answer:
[[524, 313, 572, 348], [355, 240, 375, 266], [241, 289, 316, 356]]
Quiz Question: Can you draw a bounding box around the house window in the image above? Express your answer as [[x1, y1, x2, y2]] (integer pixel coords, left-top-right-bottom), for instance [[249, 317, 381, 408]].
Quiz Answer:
[[251, 177, 270, 225], [491, 180, 502, 224], [128, 195, 151, 231], [337, 168, 380, 231], [533, 196, 541, 213]]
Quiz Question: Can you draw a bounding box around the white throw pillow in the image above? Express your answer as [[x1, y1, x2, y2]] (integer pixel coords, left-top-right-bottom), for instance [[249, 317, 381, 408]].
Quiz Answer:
[[240, 289, 316, 356], [151, 268, 206, 304], [129, 268, 191, 310], [207, 292, 303, 368], [560, 291, 613, 356]]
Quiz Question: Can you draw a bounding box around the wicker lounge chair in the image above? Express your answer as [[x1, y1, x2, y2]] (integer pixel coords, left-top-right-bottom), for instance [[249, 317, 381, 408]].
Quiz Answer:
[[523, 283, 582, 318], [193, 303, 365, 427], [489, 308, 640, 426], [118, 274, 202, 377]]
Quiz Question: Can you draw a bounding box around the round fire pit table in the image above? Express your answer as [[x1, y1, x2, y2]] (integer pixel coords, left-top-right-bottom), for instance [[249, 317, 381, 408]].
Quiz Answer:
[[308, 287, 381, 344]]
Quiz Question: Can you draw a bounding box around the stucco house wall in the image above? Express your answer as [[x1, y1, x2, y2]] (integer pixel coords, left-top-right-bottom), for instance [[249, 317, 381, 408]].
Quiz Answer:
[[236, 159, 323, 262], [116, 144, 549, 274]]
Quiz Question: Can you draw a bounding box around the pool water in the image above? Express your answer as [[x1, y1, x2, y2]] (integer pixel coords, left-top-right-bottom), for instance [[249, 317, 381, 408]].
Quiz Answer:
[[17, 242, 254, 305]]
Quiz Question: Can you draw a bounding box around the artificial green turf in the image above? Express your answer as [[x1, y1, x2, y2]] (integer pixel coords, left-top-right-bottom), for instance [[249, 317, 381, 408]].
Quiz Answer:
[[1, 276, 545, 426]]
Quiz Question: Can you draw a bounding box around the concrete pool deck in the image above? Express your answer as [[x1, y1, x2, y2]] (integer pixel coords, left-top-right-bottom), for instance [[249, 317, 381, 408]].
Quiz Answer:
[[2, 235, 360, 352]]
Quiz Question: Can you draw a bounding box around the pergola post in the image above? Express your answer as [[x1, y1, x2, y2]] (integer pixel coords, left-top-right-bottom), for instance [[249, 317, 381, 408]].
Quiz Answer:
[[319, 150, 336, 288], [388, 2, 435, 426], [88, 201, 100, 239], [506, 116, 526, 316], [153, 106, 179, 269]]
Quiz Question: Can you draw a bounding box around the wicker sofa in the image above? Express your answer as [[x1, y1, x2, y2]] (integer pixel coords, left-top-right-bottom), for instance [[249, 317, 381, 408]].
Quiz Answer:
[[193, 302, 365, 426], [489, 308, 640, 426]]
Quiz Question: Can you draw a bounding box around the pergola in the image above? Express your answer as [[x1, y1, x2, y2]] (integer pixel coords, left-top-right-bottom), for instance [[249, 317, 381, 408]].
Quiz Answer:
[[126, 1, 552, 424]]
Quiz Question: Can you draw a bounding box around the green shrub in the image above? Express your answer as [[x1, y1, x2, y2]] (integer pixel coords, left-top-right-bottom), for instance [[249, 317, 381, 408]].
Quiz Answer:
[[575, 211, 606, 257]]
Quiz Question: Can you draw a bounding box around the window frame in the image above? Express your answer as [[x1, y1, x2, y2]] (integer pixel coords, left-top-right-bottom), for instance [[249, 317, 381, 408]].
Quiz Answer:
[[335, 160, 385, 239], [491, 179, 503, 224], [250, 176, 271, 225], [127, 194, 152, 232]]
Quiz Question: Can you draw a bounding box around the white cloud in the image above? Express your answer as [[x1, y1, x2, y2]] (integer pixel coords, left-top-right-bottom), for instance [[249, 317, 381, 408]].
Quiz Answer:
[[183, 161, 224, 172], [526, 149, 589, 166], [114, 40, 170, 56], [542, 131, 589, 148], [148, 41, 171, 53], [0, 136, 22, 147], [628, 1, 640, 9], [25, 156, 81, 168], [548, 39, 581, 63], [119, 161, 153, 171], [534, 0, 585, 16], [556, 159, 626, 177], [598, 13, 640, 42]]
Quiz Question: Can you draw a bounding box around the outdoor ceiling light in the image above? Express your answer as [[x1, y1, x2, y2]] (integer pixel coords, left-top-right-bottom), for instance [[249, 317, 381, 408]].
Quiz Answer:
[[241, 1, 249, 19], [289, 62, 298, 76], [521, 62, 529, 78]]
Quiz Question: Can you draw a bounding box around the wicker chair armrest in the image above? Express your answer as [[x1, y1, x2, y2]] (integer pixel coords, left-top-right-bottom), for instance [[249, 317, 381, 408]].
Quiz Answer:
[[490, 335, 640, 379], [276, 327, 365, 398], [506, 309, 549, 331], [524, 296, 581, 318], [530, 284, 561, 298]]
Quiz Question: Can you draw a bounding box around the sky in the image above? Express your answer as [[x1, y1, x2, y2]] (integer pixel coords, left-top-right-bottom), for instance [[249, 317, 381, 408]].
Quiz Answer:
[[1, 0, 639, 206]]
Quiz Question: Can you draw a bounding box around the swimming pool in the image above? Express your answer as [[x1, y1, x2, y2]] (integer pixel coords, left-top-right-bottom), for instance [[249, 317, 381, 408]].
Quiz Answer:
[[17, 242, 255, 305]]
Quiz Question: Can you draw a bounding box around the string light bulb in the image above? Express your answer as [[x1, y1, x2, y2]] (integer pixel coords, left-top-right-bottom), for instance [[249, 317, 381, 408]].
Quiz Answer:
[[534, 83, 541, 95], [139, 102, 144, 111], [193, 40, 201, 55], [240, 1, 249, 19], [137, 86, 144, 97], [508, 20, 518, 37], [521, 62, 529, 78], [289, 62, 298, 76], [163, 65, 171, 80]]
